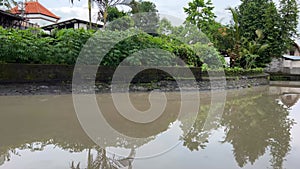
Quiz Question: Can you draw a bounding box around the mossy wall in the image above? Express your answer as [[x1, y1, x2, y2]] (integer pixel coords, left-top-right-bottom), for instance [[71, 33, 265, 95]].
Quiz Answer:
[[0, 64, 202, 84]]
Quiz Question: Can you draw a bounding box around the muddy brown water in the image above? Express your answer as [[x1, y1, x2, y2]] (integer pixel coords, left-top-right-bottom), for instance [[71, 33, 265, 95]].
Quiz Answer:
[[0, 85, 299, 169]]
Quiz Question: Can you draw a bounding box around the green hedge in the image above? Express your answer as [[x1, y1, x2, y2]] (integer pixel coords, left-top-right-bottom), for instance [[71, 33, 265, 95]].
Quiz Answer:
[[0, 27, 94, 65], [202, 68, 264, 77], [0, 27, 225, 68]]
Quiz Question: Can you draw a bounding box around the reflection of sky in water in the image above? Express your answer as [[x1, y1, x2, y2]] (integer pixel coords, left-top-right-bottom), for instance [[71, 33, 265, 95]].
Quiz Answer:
[[107, 121, 184, 158], [0, 146, 88, 169], [286, 99, 300, 168]]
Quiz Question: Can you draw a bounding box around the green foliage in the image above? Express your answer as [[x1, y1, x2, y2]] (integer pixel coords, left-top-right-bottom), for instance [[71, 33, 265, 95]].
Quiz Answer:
[[236, 0, 299, 66], [170, 23, 210, 45], [202, 67, 264, 76], [130, 1, 159, 33], [157, 20, 225, 68], [184, 0, 216, 34], [94, 0, 131, 27], [107, 15, 135, 31], [50, 28, 94, 64], [0, 27, 93, 65], [191, 43, 225, 69], [106, 6, 127, 22], [130, 0, 157, 14], [279, 0, 299, 52], [224, 67, 264, 76], [239, 30, 269, 69], [0, 27, 208, 67], [157, 18, 173, 35], [100, 30, 202, 67], [184, 0, 232, 56]]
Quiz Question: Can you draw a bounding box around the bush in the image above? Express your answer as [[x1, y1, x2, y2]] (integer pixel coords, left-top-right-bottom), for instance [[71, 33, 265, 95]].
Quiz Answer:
[[0, 27, 223, 68], [191, 43, 225, 70], [0, 27, 94, 65]]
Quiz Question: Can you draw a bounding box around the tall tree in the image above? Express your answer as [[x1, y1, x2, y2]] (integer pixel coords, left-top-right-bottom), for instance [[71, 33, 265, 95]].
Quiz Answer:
[[130, 0, 159, 33], [106, 6, 126, 22], [238, 0, 270, 40], [95, 0, 132, 28], [184, 0, 227, 52], [184, 0, 216, 34], [237, 0, 288, 66], [279, 0, 299, 52], [70, 0, 93, 29]]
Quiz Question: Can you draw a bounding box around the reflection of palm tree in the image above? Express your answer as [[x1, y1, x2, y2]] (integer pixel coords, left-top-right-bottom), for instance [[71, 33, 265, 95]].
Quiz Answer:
[[71, 147, 136, 169]]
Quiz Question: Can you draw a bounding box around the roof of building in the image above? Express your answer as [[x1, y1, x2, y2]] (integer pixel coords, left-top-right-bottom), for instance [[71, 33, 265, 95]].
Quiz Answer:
[[11, 1, 60, 19], [42, 18, 103, 31], [283, 55, 300, 61], [280, 94, 299, 108], [0, 9, 23, 20]]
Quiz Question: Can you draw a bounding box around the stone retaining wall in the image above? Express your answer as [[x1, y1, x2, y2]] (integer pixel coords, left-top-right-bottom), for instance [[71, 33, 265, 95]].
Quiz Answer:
[[0, 64, 202, 84], [0, 64, 269, 95]]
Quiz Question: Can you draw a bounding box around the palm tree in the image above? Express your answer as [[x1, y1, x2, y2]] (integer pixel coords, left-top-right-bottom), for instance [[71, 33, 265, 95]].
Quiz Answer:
[[70, 0, 93, 29], [0, 0, 17, 10], [227, 7, 241, 67], [94, 0, 132, 28]]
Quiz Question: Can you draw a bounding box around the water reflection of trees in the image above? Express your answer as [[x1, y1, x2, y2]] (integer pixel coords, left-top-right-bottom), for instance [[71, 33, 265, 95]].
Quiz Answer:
[[71, 148, 136, 169], [222, 94, 294, 169], [180, 105, 216, 151], [181, 91, 295, 169], [0, 91, 296, 169]]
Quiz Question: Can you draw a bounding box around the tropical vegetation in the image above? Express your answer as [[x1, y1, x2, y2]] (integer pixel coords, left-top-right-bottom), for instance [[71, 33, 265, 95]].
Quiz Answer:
[[0, 0, 299, 72]]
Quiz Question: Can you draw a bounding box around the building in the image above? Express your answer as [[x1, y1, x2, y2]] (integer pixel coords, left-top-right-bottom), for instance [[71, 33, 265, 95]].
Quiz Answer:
[[11, 0, 60, 26], [281, 55, 300, 75], [0, 9, 38, 29], [287, 40, 300, 56], [0, 9, 23, 28], [42, 18, 103, 33], [266, 40, 300, 75]]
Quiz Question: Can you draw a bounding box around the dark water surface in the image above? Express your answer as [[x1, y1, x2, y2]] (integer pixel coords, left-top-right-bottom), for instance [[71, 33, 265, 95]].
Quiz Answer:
[[0, 85, 299, 169]]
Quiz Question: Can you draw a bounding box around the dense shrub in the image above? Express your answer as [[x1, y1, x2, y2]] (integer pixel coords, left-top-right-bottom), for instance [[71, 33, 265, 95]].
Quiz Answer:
[[102, 30, 202, 67], [0, 27, 94, 65], [202, 67, 264, 77], [0, 27, 224, 68]]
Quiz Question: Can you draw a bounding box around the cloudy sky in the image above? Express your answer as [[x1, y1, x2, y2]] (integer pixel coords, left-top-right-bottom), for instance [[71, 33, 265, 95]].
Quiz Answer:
[[38, 0, 241, 23]]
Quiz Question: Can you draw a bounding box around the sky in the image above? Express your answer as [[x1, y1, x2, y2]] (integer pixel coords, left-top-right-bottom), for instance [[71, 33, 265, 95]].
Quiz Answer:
[[37, 0, 242, 24]]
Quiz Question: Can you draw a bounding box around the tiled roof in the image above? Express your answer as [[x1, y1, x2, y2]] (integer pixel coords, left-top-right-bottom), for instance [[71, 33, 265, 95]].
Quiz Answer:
[[11, 1, 60, 19]]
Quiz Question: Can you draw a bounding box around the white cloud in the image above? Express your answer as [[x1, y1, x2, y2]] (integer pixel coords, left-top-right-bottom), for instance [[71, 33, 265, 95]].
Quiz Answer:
[[50, 6, 99, 22]]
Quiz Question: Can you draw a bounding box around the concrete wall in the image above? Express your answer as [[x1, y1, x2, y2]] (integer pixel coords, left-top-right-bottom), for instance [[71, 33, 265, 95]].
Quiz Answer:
[[282, 60, 300, 75], [0, 64, 202, 84], [266, 58, 300, 75]]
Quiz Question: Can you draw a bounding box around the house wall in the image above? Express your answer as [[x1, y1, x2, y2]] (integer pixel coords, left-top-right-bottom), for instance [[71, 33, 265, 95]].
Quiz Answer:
[[79, 23, 87, 29], [26, 14, 57, 26], [73, 23, 88, 30], [282, 59, 300, 75]]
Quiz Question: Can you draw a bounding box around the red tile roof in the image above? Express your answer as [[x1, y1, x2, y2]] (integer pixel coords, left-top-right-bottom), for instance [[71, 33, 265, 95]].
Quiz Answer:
[[11, 1, 60, 19]]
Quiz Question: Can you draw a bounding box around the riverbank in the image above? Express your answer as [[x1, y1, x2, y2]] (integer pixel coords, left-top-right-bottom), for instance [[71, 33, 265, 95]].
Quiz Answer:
[[0, 64, 269, 95], [0, 75, 269, 96]]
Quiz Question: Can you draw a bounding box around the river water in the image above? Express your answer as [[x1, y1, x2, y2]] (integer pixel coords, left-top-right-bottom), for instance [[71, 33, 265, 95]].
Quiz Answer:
[[0, 84, 299, 169]]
